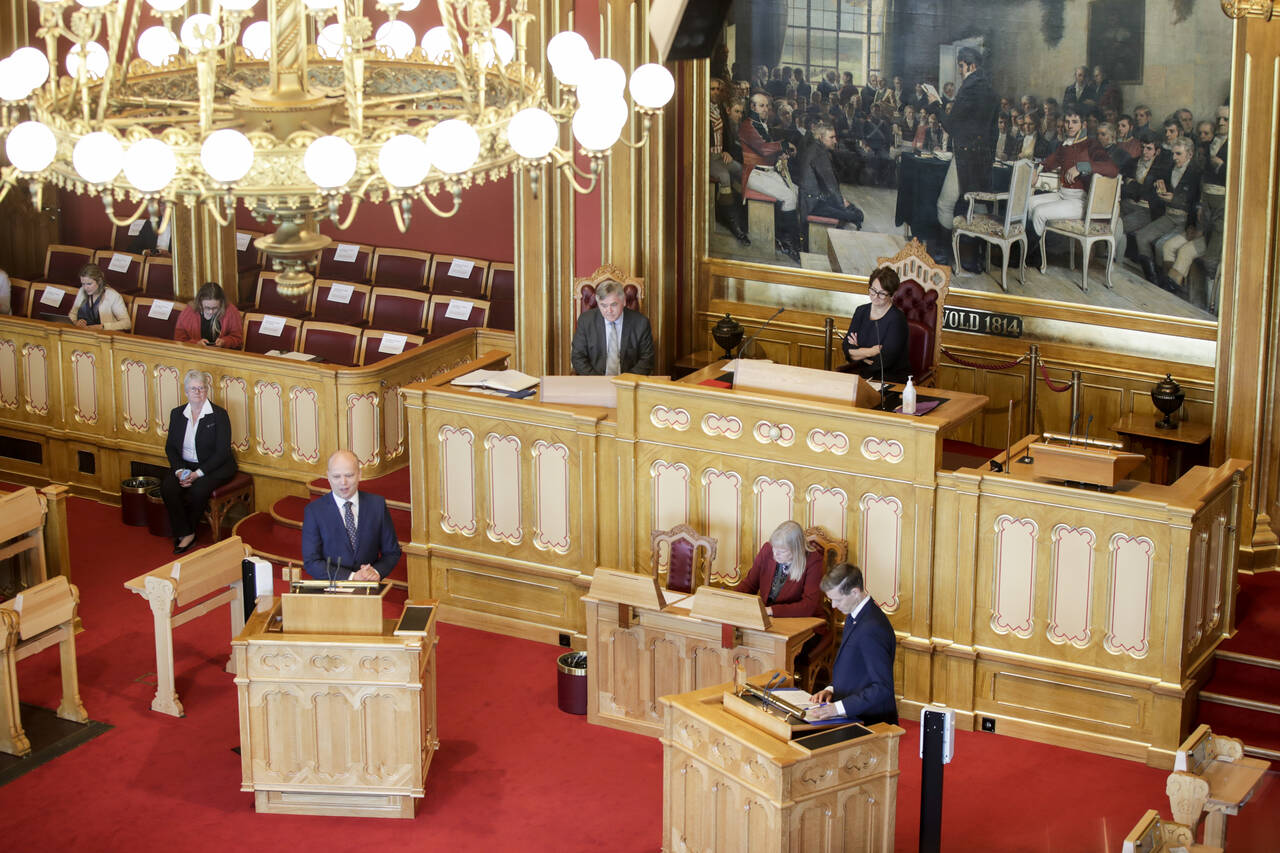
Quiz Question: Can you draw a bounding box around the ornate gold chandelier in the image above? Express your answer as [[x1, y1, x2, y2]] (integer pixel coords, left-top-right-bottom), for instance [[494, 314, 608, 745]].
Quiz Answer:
[[0, 0, 674, 293]]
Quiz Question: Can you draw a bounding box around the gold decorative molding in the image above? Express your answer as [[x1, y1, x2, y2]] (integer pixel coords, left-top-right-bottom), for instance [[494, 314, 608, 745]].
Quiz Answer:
[[1221, 0, 1275, 20]]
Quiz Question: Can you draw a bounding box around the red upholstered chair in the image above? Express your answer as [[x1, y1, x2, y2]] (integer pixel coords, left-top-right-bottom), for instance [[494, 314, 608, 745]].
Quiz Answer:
[[110, 223, 135, 251], [140, 257, 174, 298], [573, 263, 643, 321], [8, 278, 31, 318], [242, 312, 303, 355], [129, 296, 182, 340], [41, 244, 95, 288], [235, 230, 265, 273], [428, 255, 489, 297], [650, 524, 718, 594], [359, 329, 424, 365], [299, 321, 361, 366], [316, 242, 373, 283], [308, 280, 370, 326], [368, 288, 429, 334], [795, 526, 848, 691], [487, 299, 514, 331], [92, 249, 145, 295], [245, 271, 309, 318], [29, 282, 76, 319], [833, 238, 948, 385], [204, 472, 254, 541], [425, 294, 488, 340], [487, 262, 515, 301], [371, 247, 431, 291]]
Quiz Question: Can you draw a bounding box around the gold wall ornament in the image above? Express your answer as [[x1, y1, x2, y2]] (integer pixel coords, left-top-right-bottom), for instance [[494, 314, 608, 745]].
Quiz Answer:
[[1221, 0, 1275, 19]]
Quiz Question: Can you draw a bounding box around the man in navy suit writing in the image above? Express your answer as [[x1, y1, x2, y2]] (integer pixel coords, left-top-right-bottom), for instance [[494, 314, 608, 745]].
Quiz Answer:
[[302, 449, 401, 581], [805, 562, 898, 725]]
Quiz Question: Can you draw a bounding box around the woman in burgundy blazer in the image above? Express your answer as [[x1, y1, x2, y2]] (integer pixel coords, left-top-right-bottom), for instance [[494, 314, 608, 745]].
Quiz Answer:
[[735, 520, 825, 618]]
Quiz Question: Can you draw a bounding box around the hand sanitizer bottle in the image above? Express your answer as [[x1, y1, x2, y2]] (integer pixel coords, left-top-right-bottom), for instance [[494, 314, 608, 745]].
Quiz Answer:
[[902, 375, 917, 414]]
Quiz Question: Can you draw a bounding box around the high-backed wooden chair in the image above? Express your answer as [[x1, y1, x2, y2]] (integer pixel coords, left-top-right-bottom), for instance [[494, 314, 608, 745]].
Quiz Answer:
[[488, 262, 515, 301], [953, 158, 1035, 292], [299, 320, 362, 366], [245, 270, 309, 318], [371, 247, 432, 291], [1040, 174, 1123, 293], [368, 287, 430, 334], [425, 294, 489, 340], [796, 525, 848, 690], [129, 296, 182, 340], [41, 244, 94, 288], [572, 263, 644, 321], [359, 329, 424, 365], [428, 254, 489, 297], [92, 249, 145, 295], [650, 524, 718, 594], [140, 256, 174, 298], [29, 282, 76, 320], [316, 242, 373, 283], [242, 312, 303, 355], [308, 280, 371, 326]]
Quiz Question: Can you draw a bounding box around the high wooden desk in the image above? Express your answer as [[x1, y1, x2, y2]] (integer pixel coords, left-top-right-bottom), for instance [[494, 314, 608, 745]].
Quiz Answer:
[[231, 599, 439, 818], [584, 591, 821, 738], [1112, 413, 1212, 485], [661, 675, 903, 852]]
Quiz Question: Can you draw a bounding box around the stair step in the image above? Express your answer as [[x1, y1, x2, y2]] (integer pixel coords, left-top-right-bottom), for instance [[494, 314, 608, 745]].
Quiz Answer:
[[1219, 570, 1280, 659], [1202, 656, 1280, 706], [270, 495, 412, 543], [307, 465, 411, 510], [1196, 697, 1280, 755]]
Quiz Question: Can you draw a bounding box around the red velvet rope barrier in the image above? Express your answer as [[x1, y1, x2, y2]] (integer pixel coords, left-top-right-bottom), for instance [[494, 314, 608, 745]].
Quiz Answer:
[[940, 347, 1027, 371], [1037, 361, 1074, 393]]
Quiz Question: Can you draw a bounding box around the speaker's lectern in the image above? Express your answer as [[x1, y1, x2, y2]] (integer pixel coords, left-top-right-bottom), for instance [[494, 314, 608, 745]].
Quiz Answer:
[[232, 585, 439, 818]]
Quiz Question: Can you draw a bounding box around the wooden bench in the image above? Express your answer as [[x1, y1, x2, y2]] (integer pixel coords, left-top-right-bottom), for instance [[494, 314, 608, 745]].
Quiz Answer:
[[0, 576, 88, 756], [1166, 724, 1269, 848], [0, 486, 50, 589], [806, 214, 840, 257], [1122, 809, 1221, 853], [123, 536, 255, 717]]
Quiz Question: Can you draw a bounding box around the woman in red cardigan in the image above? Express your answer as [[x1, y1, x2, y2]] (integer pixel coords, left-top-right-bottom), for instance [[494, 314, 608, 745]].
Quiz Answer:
[[174, 281, 244, 349], [735, 520, 825, 618]]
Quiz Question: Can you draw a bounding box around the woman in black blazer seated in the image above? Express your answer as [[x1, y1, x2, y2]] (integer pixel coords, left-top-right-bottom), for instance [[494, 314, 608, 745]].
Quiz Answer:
[[840, 265, 911, 383], [160, 369, 237, 554]]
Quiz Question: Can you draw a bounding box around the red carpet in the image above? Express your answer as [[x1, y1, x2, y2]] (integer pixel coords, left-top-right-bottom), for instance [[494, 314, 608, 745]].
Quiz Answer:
[[1221, 571, 1280, 658], [1, 491, 1276, 851]]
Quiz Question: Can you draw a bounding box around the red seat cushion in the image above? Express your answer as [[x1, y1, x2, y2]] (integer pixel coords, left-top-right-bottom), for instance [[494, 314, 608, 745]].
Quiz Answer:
[[666, 538, 696, 593], [744, 189, 774, 203], [807, 215, 840, 225], [210, 471, 253, 498]]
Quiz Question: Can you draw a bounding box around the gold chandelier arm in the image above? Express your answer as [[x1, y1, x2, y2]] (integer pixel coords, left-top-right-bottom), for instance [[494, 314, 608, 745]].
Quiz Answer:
[[555, 157, 601, 195], [200, 195, 235, 228], [611, 114, 654, 151], [415, 188, 462, 218], [99, 197, 153, 228]]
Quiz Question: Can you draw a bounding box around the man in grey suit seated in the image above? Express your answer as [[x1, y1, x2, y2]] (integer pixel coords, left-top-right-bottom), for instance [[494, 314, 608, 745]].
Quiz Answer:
[[569, 279, 655, 376]]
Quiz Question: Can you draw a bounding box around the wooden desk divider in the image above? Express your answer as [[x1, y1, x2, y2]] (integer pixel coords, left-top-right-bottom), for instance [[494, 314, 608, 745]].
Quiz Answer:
[[1166, 724, 1269, 848], [586, 568, 666, 628], [0, 576, 88, 756], [0, 487, 50, 590], [281, 584, 383, 634], [688, 586, 770, 648], [1029, 439, 1145, 489], [123, 536, 254, 717]]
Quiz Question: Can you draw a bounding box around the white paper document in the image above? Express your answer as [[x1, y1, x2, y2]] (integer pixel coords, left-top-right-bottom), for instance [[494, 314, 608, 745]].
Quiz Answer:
[[444, 299, 473, 320], [148, 299, 174, 319], [326, 282, 354, 303], [258, 315, 286, 337], [333, 243, 360, 262], [235, 232, 252, 251], [127, 219, 145, 236], [108, 253, 132, 272], [40, 286, 64, 307], [378, 333, 407, 354], [268, 350, 315, 361], [447, 258, 475, 279]]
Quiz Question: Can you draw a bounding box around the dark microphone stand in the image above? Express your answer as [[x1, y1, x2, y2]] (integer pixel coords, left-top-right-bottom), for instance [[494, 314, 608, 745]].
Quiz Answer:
[[737, 307, 786, 361], [872, 316, 899, 411]]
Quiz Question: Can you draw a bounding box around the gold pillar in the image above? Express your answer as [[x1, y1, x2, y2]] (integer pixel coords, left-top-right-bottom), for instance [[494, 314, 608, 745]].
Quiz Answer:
[[0, 0, 26, 55], [170, 202, 239, 303], [1214, 5, 1280, 569]]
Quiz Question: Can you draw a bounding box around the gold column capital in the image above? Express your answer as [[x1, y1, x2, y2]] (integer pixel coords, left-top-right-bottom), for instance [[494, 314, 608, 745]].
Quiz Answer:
[[1221, 0, 1275, 20]]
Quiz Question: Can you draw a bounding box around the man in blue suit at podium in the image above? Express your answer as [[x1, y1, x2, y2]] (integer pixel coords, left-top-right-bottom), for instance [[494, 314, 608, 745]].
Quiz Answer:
[[302, 449, 401, 581], [805, 562, 899, 725]]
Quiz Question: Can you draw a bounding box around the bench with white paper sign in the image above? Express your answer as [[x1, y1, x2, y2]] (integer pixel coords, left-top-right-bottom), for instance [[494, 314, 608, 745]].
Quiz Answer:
[[0, 575, 88, 756], [123, 536, 256, 717], [425, 294, 489, 340], [129, 295, 181, 339], [242, 312, 302, 355]]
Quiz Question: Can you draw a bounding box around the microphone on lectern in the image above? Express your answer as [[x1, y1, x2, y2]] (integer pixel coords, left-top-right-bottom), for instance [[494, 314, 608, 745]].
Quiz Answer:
[[737, 307, 786, 360]]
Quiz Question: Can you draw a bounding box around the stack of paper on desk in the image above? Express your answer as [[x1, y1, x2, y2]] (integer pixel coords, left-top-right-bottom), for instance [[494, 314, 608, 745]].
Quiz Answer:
[[451, 369, 539, 393]]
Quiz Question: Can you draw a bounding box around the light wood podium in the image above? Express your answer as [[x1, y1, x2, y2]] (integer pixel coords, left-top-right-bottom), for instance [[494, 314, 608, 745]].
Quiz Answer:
[[585, 570, 823, 737], [661, 674, 903, 852], [231, 593, 439, 818]]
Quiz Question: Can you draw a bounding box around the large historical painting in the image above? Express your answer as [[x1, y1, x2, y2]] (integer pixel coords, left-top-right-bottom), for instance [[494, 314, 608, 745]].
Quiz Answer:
[[705, 0, 1233, 325]]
